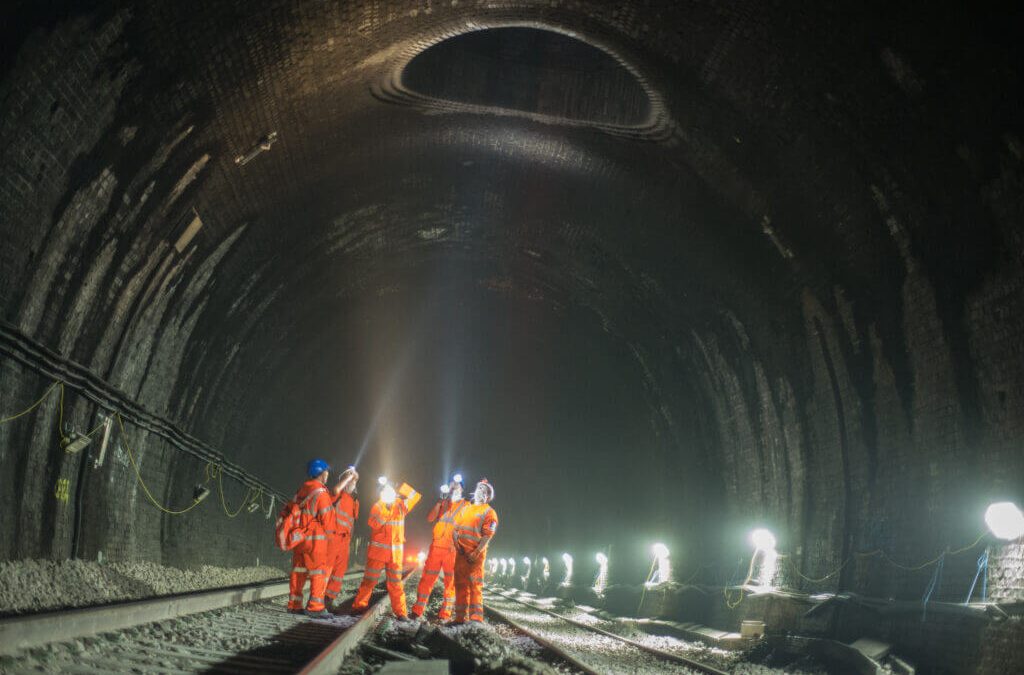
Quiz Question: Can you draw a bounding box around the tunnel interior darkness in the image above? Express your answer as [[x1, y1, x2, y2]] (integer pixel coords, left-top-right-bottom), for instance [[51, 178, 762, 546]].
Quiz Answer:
[[0, 1, 1023, 670]]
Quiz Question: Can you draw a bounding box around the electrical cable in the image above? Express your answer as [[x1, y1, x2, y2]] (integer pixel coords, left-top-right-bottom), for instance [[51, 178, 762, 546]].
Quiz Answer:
[[921, 552, 945, 621], [212, 463, 255, 518], [724, 553, 757, 609], [115, 413, 205, 515], [964, 548, 989, 604], [0, 380, 60, 424], [0, 325, 285, 501]]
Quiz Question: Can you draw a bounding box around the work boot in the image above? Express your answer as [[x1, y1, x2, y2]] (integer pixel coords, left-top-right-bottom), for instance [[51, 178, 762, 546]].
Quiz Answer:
[[305, 609, 332, 619], [287, 607, 304, 615]]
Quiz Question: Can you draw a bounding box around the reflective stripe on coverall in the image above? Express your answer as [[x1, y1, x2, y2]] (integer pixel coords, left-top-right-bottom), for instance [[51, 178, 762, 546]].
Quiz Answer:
[[352, 483, 420, 616], [411, 498, 467, 619], [453, 503, 498, 622], [324, 491, 359, 603], [287, 480, 334, 611]]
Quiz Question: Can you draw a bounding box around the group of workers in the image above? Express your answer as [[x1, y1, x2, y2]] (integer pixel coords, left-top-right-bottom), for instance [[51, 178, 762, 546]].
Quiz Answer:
[[285, 460, 498, 623]]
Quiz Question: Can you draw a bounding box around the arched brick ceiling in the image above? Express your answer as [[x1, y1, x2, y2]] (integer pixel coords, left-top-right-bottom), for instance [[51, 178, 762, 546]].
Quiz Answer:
[[1, 1, 1021, 570]]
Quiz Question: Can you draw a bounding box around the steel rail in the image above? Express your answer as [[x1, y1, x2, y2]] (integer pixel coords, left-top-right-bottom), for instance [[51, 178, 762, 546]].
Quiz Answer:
[[0, 570, 363, 656], [487, 587, 730, 675], [484, 603, 601, 675], [0, 320, 286, 499], [298, 566, 415, 675]]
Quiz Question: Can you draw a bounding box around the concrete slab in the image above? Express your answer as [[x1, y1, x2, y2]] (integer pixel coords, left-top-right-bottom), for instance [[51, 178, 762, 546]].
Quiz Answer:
[[850, 637, 892, 661]]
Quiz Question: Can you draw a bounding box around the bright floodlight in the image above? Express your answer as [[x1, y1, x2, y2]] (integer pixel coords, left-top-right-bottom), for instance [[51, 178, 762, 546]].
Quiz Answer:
[[749, 529, 778, 589], [377, 475, 388, 486], [440, 484, 450, 494], [561, 553, 573, 586], [417, 551, 426, 565], [593, 552, 609, 595], [453, 473, 463, 483], [986, 502, 1024, 540], [750, 528, 777, 551], [647, 542, 671, 586], [508, 558, 516, 576], [541, 557, 551, 582], [381, 485, 397, 504], [500, 558, 508, 575]]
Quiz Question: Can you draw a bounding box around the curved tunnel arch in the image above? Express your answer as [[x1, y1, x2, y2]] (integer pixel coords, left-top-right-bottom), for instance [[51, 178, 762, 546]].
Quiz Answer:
[[0, 2, 1022, 664]]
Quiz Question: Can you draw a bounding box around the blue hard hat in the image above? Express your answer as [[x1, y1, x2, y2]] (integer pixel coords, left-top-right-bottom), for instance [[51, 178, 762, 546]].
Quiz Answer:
[[307, 459, 330, 478]]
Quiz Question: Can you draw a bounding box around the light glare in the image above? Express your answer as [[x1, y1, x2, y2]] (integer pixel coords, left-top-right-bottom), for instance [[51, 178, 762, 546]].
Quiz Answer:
[[647, 542, 671, 586], [593, 552, 609, 595], [561, 553, 573, 586], [381, 485, 397, 504], [986, 502, 1024, 540], [750, 528, 777, 551]]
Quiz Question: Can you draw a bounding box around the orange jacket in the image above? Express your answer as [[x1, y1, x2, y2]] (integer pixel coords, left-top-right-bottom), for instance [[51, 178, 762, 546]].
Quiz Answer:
[[453, 503, 498, 555], [331, 492, 359, 536], [295, 479, 334, 542], [366, 483, 420, 564], [427, 498, 467, 550]]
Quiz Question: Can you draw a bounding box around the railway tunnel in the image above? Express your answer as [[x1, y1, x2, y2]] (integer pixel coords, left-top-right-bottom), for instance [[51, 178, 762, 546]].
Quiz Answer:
[[0, 1, 1022, 673]]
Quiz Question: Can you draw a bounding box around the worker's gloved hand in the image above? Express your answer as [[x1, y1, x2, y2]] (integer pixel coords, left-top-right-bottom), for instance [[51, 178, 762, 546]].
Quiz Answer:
[[466, 550, 480, 563]]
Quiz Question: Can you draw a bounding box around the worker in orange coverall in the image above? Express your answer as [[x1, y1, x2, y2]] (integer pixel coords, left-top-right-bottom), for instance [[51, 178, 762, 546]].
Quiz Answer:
[[351, 477, 420, 618], [411, 473, 468, 620], [453, 478, 498, 623], [288, 459, 336, 617], [324, 466, 359, 610]]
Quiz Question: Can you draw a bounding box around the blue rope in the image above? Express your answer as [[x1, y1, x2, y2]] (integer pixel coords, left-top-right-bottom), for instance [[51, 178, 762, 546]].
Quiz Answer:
[[921, 552, 945, 621], [963, 548, 989, 604]]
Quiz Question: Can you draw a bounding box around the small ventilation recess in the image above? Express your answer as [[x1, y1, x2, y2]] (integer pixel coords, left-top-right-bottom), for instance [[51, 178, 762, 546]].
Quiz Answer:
[[374, 26, 671, 140]]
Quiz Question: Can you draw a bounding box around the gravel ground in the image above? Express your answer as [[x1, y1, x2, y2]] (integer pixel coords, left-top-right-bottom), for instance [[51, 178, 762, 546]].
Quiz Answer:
[[0, 595, 355, 673], [0, 558, 285, 615], [486, 590, 834, 675], [439, 622, 566, 674], [485, 591, 707, 674]]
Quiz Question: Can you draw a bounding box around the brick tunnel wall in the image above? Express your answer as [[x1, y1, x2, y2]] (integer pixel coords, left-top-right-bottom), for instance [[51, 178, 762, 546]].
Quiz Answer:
[[0, 10, 285, 570]]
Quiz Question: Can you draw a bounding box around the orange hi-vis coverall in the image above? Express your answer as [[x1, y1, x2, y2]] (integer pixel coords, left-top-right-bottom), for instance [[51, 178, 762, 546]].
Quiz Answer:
[[411, 497, 467, 619], [288, 479, 334, 611], [453, 503, 498, 622], [352, 483, 420, 617], [324, 491, 358, 605]]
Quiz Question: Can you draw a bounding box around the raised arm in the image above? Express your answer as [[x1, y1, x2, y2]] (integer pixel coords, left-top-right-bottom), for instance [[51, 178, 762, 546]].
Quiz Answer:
[[398, 482, 421, 512]]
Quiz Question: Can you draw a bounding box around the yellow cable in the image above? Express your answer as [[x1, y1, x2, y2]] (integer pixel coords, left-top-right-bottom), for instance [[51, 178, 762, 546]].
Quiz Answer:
[[724, 553, 757, 608], [214, 464, 253, 518], [58, 384, 65, 439], [0, 380, 60, 424], [116, 413, 204, 515]]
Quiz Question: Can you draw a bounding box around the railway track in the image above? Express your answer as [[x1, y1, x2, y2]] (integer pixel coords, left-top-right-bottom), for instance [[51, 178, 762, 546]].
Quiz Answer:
[[484, 587, 730, 675], [0, 568, 411, 674]]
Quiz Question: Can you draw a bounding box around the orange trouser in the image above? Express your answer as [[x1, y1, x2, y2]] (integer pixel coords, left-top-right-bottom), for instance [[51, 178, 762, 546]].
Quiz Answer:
[[411, 545, 456, 619], [323, 532, 351, 603], [288, 538, 329, 611], [454, 551, 486, 622], [352, 558, 407, 617]]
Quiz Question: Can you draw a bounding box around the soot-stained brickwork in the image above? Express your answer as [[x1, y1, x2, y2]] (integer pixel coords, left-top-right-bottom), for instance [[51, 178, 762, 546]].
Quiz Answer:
[[0, 2, 1022, 670]]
